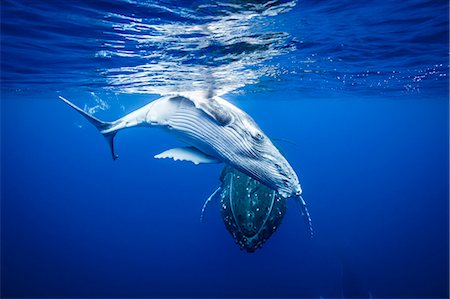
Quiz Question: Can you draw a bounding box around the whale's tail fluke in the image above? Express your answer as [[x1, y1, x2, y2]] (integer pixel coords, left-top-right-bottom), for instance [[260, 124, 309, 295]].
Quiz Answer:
[[58, 96, 119, 160]]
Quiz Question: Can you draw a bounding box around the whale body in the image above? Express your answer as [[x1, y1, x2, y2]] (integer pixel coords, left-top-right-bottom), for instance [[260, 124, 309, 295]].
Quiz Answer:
[[59, 94, 303, 199]]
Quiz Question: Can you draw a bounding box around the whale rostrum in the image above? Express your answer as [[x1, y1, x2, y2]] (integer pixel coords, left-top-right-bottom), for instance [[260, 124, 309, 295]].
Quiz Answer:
[[59, 94, 304, 200]]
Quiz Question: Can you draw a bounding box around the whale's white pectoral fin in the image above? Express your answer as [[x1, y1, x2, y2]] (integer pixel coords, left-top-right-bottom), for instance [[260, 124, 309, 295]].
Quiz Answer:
[[294, 195, 314, 239], [154, 146, 221, 165], [200, 186, 221, 223]]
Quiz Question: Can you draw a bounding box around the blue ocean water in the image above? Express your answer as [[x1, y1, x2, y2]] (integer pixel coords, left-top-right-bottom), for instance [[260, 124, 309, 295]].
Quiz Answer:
[[1, 0, 448, 298]]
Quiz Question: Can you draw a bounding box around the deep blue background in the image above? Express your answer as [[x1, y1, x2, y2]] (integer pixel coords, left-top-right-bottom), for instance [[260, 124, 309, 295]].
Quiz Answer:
[[2, 91, 448, 298], [1, 0, 449, 298]]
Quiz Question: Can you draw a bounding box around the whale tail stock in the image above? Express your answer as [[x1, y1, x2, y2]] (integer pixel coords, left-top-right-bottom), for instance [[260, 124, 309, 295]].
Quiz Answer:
[[58, 96, 119, 160]]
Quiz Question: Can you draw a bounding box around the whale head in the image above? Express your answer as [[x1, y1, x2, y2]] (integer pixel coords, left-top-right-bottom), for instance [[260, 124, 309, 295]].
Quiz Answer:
[[226, 108, 302, 198]]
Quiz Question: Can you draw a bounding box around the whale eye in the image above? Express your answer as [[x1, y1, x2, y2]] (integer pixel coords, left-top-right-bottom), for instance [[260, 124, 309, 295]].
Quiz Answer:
[[252, 131, 264, 142]]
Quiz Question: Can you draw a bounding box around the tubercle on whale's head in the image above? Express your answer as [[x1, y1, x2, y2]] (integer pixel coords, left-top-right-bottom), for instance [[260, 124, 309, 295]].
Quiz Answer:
[[295, 184, 302, 196], [278, 181, 301, 198]]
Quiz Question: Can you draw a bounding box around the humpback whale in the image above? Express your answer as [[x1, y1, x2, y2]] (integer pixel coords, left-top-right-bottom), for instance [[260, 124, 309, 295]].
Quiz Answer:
[[59, 94, 304, 199], [200, 166, 313, 252]]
